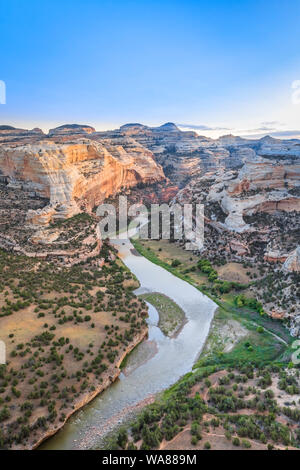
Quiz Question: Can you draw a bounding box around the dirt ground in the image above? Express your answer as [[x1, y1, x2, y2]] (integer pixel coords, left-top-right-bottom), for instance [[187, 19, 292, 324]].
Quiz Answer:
[[160, 368, 300, 451], [216, 262, 252, 284], [160, 426, 269, 450], [202, 316, 249, 356]]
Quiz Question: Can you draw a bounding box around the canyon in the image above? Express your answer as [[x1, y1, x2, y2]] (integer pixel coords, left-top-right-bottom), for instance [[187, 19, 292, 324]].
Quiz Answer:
[[1, 122, 299, 229], [0, 122, 299, 328], [0, 121, 299, 450]]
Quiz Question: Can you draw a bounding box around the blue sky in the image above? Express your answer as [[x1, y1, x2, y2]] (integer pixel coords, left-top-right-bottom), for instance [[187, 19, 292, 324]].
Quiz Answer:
[[1, 0, 300, 137]]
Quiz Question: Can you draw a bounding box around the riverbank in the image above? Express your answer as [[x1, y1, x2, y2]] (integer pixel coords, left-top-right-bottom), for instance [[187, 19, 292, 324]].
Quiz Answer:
[[195, 304, 292, 368], [0, 240, 152, 451], [37, 234, 295, 451], [34, 326, 148, 450], [101, 302, 298, 450], [130, 238, 219, 305], [131, 238, 293, 347]]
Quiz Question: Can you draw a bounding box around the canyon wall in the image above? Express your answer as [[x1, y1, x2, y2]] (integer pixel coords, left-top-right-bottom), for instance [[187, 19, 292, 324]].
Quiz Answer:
[[0, 122, 299, 232], [0, 134, 165, 225]]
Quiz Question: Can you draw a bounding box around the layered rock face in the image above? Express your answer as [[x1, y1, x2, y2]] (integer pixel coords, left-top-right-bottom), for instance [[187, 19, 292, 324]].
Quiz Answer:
[[228, 159, 300, 194], [48, 124, 96, 136], [112, 124, 300, 202], [0, 132, 165, 225], [283, 247, 300, 272], [0, 125, 44, 144], [1, 123, 299, 229], [102, 122, 212, 157], [206, 157, 300, 233]]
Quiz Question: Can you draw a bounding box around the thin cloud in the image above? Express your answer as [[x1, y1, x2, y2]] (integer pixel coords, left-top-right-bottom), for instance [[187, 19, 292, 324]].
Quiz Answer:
[[260, 121, 285, 127], [177, 123, 231, 131], [243, 126, 276, 133], [242, 130, 300, 139], [268, 130, 300, 138]]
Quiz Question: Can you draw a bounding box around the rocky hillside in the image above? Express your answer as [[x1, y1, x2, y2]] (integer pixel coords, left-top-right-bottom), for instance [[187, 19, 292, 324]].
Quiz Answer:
[[0, 122, 299, 236], [0, 126, 165, 226]]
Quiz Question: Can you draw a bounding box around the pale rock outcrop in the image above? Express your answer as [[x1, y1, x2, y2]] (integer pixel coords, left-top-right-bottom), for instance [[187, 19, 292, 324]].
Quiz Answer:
[[283, 247, 300, 272], [259, 137, 300, 158], [48, 124, 96, 136], [228, 239, 249, 256], [228, 158, 300, 194], [117, 122, 208, 155], [207, 157, 300, 232], [264, 250, 288, 263], [0, 122, 299, 233]]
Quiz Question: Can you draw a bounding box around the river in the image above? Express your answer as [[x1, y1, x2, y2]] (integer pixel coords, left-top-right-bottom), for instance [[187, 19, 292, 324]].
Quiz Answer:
[[40, 235, 216, 450]]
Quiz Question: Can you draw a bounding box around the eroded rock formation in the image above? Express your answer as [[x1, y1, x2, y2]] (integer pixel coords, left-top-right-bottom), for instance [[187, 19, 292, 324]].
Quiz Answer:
[[0, 135, 165, 225], [283, 247, 300, 272]]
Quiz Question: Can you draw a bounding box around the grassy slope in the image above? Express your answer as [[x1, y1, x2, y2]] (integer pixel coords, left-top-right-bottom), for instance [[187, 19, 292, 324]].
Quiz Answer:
[[195, 307, 287, 368]]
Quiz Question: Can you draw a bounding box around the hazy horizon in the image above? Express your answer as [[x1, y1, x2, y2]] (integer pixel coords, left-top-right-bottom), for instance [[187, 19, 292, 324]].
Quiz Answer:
[[2, 119, 300, 141]]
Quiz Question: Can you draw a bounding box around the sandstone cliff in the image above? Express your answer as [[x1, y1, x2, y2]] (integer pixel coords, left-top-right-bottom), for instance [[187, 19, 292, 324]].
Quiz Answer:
[[1, 121, 299, 235], [0, 137, 165, 225], [206, 156, 300, 233]]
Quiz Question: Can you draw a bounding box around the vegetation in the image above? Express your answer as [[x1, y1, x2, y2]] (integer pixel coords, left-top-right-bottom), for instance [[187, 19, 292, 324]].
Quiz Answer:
[[0, 238, 148, 449], [100, 244, 299, 451], [103, 360, 300, 451], [131, 238, 248, 303], [139, 292, 185, 337]]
